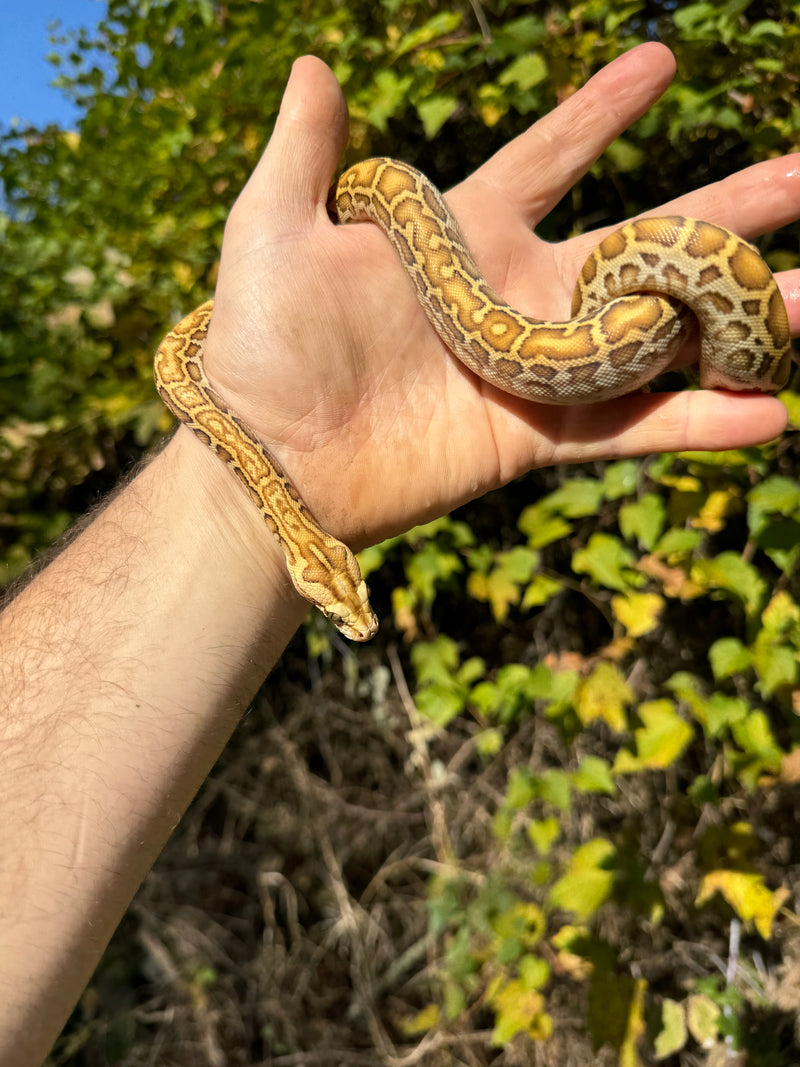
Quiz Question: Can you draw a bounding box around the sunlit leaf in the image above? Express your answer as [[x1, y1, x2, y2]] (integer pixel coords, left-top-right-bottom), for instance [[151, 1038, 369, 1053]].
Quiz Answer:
[[611, 591, 664, 637], [696, 869, 786, 939], [576, 662, 632, 732], [549, 838, 616, 919], [613, 700, 693, 773], [653, 998, 687, 1059]]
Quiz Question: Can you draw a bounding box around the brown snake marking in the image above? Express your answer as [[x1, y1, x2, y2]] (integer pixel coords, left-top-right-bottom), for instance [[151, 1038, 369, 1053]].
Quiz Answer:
[[154, 157, 793, 641]]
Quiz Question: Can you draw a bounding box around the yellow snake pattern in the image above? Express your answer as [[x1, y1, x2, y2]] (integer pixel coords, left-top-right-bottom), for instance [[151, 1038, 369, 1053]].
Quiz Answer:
[[154, 158, 792, 641]]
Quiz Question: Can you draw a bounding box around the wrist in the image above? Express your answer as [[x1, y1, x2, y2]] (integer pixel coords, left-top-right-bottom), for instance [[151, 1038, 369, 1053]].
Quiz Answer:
[[163, 424, 310, 641]]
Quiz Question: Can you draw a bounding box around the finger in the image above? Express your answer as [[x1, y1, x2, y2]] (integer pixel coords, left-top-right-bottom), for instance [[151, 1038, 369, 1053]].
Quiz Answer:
[[464, 43, 676, 226], [780, 271, 800, 334], [236, 56, 349, 224], [533, 391, 789, 466]]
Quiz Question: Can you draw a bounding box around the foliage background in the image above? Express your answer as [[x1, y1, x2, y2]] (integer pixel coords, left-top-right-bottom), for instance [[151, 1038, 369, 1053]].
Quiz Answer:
[[2, 0, 800, 1063]]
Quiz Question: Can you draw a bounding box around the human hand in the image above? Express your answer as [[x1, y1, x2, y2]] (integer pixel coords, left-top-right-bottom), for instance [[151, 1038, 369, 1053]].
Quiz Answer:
[[203, 45, 798, 550]]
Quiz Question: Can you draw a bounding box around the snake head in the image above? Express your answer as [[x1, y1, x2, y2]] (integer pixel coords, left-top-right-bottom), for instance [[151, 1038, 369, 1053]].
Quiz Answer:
[[324, 600, 379, 642]]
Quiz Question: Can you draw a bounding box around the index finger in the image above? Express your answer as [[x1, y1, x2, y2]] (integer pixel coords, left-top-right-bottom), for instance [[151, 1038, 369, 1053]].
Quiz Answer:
[[459, 43, 677, 226]]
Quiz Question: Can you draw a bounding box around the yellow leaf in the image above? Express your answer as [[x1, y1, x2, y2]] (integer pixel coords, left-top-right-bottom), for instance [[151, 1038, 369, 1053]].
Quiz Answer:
[[613, 700, 693, 773], [620, 978, 647, 1067], [690, 487, 741, 533], [686, 993, 721, 1047], [696, 869, 786, 939], [612, 591, 664, 637], [401, 1003, 440, 1035], [467, 570, 518, 622], [658, 472, 702, 492], [576, 662, 632, 732], [172, 261, 195, 291], [488, 978, 552, 1045]]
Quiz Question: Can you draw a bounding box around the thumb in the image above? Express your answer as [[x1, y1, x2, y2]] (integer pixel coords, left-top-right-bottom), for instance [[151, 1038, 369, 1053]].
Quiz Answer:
[[243, 56, 349, 223]]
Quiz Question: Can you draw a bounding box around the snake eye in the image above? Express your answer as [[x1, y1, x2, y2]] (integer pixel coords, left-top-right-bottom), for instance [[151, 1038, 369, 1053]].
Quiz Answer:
[[327, 612, 343, 627]]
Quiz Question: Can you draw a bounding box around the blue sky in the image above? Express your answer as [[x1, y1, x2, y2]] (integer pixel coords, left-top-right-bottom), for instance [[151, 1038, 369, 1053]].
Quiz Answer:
[[0, 1, 105, 128]]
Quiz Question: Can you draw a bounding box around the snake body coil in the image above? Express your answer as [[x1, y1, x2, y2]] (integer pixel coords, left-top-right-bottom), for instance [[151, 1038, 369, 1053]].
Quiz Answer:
[[155, 158, 792, 641]]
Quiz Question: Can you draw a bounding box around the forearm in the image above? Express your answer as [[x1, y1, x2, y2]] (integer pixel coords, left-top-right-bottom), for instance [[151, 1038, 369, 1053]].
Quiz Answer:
[[0, 426, 308, 1066]]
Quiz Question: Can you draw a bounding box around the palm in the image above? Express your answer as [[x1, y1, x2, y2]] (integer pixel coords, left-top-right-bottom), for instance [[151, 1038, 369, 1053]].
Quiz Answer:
[[204, 47, 795, 547]]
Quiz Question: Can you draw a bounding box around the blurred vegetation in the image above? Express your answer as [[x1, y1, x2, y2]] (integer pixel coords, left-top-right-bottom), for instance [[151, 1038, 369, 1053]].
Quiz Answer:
[[2, 0, 800, 1063]]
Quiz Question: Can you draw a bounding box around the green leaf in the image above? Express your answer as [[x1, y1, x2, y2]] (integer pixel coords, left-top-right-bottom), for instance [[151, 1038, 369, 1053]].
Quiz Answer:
[[538, 768, 572, 811], [417, 94, 459, 139], [604, 136, 646, 173], [365, 69, 414, 132], [613, 700, 693, 773], [498, 52, 548, 91], [602, 460, 639, 500], [572, 756, 615, 796], [518, 502, 572, 548], [654, 527, 703, 559], [519, 954, 550, 991], [416, 683, 465, 727], [527, 816, 560, 855], [544, 478, 605, 518], [708, 637, 751, 680], [549, 838, 616, 920], [411, 635, 461, 687], [506, 767, 537, 809], [619, 493, 666, 550], [572, 533, 642, 593], [751, 640, 797, 697], [406, 541, 462, 604], [394, 12, 464, 55], [521, 573, 562, 610], [653, 998, 687, 1059], [691, 552, 767, 618]]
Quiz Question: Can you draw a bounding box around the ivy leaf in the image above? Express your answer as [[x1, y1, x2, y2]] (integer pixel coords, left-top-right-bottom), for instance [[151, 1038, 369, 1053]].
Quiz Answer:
[[576, 662, 632, 732], [612, 591, 664, 638], [654, 998, 687, 1059], [613, 700, 693, 773], [518, 501, 572, 548], [691, 551, 767, 619], [406, 541, 462, 605], [527, 816, 560, 855], [685, 994, 721, 1046], [602, 459, 639, 500], [543, 477, 605, 517], [708, 637, 752, 680], [487, 977, 552, 1045], [696, 869, 786, 939], [690, 486, 741, 534], [364, 69, 414, 132], [497, 52, 548, 91], [573, 533, 642, 593], [394, 11, 464, 55], [415, 683, 466, 727], [619, 493, 666, 550], [417, 94, 459, 138], [521, 573, 562, 610], [571, 755, 615, 795], [548, 838, 616, 920]]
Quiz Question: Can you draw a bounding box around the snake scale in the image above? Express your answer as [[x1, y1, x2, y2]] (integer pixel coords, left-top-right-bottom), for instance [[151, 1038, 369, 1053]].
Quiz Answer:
[[154, 157, 792, 641]]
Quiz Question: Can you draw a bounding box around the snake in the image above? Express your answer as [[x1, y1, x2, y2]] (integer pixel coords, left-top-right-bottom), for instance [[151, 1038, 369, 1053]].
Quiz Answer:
[[154, 157, 792, 642]]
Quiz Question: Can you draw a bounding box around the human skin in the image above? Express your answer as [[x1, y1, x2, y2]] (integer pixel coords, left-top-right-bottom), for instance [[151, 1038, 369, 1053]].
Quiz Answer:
[[1, 44, 798, 1065]]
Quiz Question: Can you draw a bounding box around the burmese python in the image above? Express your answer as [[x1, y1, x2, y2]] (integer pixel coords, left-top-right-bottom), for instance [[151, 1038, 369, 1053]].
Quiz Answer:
[[154, 157, 792, 641]]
